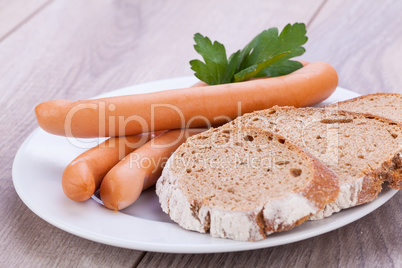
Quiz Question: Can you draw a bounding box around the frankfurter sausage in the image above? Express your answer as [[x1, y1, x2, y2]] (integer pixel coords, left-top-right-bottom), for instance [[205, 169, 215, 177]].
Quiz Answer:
[[100, 128, 205, 211], [35, 62, 337, 138], [62, 132, 162, 201]]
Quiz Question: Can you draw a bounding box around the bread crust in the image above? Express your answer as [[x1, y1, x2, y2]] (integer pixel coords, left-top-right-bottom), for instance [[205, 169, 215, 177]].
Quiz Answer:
[[334, 110, 402, 191], [326, 95, 402, 191], [156, 128, 339, 241], [309, 147, 401, 219], [326, 93, 401, 108]]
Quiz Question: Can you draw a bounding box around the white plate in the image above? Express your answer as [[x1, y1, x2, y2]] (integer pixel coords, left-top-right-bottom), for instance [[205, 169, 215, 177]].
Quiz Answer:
[[12, 76, 398, 253]]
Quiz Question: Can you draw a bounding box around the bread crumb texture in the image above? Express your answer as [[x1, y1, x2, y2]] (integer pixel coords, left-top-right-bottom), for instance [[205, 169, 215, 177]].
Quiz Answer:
[[156, 127, 339, 241]]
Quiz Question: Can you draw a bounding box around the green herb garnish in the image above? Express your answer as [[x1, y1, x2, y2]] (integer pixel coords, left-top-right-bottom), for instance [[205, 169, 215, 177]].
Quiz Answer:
[[190, 23, 308, 85]]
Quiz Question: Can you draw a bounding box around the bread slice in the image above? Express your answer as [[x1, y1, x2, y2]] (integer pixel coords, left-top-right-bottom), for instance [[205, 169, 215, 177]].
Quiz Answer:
[[227, 107, 402, 219], [156, 127, 339, 241], [326, 93, 402, 123]]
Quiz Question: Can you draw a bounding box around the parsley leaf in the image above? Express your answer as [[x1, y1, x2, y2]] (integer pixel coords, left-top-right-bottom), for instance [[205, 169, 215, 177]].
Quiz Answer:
[[189, 33, 229, 85], [258, 60, 303, 77], [190, 23, 308, 85], [233, 51, 290, 82]]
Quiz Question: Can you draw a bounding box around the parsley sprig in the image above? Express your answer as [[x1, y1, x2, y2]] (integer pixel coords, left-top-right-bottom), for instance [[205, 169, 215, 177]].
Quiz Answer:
[[190, 23, 308, 85]]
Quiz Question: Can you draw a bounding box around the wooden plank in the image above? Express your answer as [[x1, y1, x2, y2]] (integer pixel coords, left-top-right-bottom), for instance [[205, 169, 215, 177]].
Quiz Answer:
[[0, 0, 52, 41], [304, 0, 402, 94]]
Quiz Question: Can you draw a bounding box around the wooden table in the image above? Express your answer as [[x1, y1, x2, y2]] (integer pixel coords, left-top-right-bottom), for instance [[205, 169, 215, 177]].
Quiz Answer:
[[1, 0, 401, 267]]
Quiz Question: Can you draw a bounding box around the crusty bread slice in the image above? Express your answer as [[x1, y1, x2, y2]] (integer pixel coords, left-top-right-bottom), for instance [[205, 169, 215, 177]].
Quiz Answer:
[[156, 127, 339, 241], [227, 107, 402, 219], [326, 93, 402, 123]]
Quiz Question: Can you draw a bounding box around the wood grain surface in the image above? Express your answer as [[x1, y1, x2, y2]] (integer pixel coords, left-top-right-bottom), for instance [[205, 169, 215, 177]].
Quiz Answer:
[[0, 0, 400, 267], [0, 0, 52, 41], [304, 0, 402, 94]]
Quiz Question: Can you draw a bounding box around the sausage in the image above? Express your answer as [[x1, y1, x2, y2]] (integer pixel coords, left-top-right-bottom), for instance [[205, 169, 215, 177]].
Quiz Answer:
[[35, 62, 338, 138], [62, 132, 163, 201], [100, 128, 205, 210]]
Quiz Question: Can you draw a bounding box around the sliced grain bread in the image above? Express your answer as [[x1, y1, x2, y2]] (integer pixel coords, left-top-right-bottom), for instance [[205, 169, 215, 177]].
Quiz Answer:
[[326, 93, 402, 123], [227, 107, 402, 219], [156, 127, 339, 241]]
